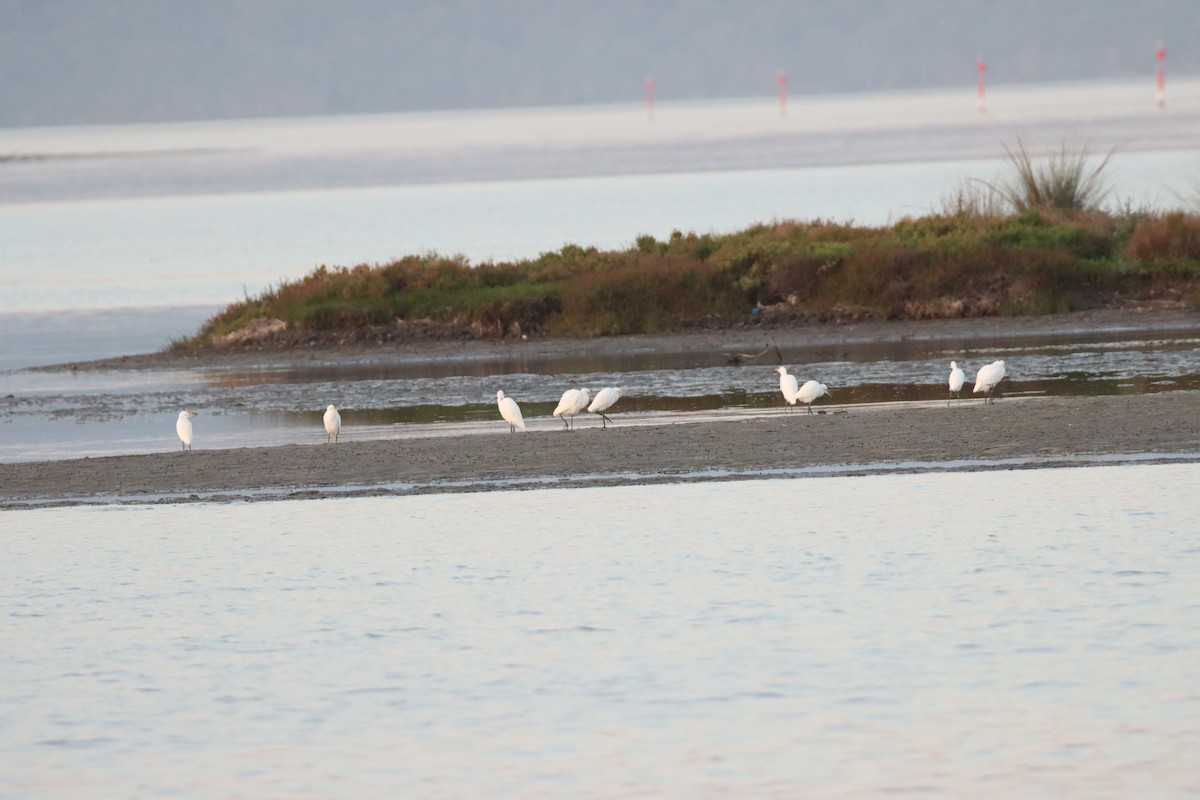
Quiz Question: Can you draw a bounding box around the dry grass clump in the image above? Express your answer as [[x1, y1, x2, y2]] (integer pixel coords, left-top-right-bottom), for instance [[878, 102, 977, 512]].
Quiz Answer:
[[1124, 212, 1200, 261], [982, 137, 1116, 213]]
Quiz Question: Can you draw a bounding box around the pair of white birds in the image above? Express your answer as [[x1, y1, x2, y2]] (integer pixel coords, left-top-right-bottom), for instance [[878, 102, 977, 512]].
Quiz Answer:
[[175, 404, 343, 451], [774, 367, 831, 414], [496, 387, 623, 432], [949, 359, 1007, 404]]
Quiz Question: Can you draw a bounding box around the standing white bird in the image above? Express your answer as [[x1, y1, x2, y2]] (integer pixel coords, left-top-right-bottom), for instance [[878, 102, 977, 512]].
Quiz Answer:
[[176, 410, 197, 451], [496, 390, 526, 432], [323, 404, 341, 443], [775, 366, 800, 411], [552, 387, 592, 430], [948, 361, 965, 406], [587, 387, 622, 429], [794, 380, 830, 414], [973, 360, 1007, 404]]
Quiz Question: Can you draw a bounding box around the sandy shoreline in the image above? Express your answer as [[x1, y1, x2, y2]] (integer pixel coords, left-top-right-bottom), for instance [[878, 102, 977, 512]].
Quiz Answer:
[[5, 392, 1199, 509]]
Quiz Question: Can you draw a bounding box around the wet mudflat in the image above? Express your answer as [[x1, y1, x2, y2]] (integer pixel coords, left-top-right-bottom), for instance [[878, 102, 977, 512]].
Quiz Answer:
[[4, 391, 1199, 508]]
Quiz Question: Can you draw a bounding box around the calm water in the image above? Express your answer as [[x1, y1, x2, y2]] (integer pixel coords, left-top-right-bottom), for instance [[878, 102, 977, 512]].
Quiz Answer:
[[4, 465, 1200, 798], [4, 323, 1199, 463]]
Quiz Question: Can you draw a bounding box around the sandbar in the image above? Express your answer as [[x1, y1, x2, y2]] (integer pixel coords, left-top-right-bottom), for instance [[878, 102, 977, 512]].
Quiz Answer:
[[4, 392, 1199, 509]]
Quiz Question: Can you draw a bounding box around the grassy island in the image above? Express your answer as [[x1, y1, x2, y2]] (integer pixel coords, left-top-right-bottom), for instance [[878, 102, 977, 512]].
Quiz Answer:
[[177, 144, 1200, 350]]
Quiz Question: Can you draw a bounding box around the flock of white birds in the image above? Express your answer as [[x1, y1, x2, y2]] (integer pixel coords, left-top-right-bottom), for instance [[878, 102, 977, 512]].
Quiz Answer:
[[497, 386, 624, 434], [174, 360, 1008, 449]]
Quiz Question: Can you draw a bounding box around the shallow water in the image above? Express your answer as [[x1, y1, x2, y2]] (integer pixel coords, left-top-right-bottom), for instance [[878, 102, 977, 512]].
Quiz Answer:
[[4, 464, 1199, 798], [4, 324, 1199, 462]]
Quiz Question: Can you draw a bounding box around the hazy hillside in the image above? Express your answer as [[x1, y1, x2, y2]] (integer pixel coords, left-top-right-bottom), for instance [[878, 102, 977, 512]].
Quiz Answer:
[[1, 0, 1196, 126]]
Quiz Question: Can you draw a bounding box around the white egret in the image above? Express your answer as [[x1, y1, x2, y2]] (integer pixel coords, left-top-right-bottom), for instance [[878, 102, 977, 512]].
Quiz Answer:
[[176, 410, 197, 451], [774, 366, 800, 411], [323, 404, 341, 443], [794, 380, 830, 414], [948, 361, 965, 406], [587, 387, 622, 429], [552, 387, 592, 430], [496, 390, 526, 432], [973, 360, 1007, 404]]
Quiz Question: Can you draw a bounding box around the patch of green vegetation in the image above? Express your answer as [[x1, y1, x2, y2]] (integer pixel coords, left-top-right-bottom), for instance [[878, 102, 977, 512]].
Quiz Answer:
[[177, 139, 1200, 349], [178, 205, 1200, 350]]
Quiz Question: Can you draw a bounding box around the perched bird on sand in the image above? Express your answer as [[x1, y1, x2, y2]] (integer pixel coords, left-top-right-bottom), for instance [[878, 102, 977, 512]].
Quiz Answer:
[[775, 366, 800, 411], [948, 361, 966, 406], [176, 410, 197, 451], [587, 387, 622, 429], [973, 360, 1007, 404], [496, 390, 526, 432], [794, 380, 830, 414], [552, 387, 592, 430], [323, 404, 341, 443]]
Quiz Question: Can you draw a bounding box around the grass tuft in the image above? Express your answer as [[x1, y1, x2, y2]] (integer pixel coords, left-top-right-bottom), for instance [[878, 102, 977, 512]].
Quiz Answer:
[[982, 137, 1116, 214]]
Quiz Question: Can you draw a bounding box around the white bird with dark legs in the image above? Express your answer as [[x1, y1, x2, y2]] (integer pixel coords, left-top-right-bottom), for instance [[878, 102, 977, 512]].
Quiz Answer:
[[323, 404, 341, 443], [553, 387, 592, 430], [795, 380, 830, 414], [948, 361, 965, 406], [775, 366, 800, 412], [176, 410, 197, 451], [587, 387, 622, 429], [973, 360, 1007, 404], [496, 390, 526, 432]]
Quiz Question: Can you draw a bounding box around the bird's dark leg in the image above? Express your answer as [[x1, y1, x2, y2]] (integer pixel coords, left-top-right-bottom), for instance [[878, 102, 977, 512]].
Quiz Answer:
[[599, 413, 612, 429], [806, 404, 813, 415]]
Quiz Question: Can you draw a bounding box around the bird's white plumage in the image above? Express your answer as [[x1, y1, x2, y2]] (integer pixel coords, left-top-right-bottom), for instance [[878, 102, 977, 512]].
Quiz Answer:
[[948, 360, 966, 405], [587, 387, 622, 428], [973, 360, 1007, 401], [552, 387, 591, 429], [588, 387, 621, 414], [496, 390, 526, 431], [775, 366, 799, 407], [794, 380, 830, 413], [948, 361, 965, 394], [176, 410, 197, 450], [323, 404, 341, 443]]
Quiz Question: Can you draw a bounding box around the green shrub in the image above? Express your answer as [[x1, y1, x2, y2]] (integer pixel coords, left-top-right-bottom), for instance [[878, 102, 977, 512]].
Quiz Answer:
[[183, 208, 1200, 347]]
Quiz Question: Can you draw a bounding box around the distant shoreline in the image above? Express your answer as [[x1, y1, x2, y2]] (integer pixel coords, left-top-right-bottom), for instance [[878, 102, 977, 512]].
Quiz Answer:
[[53, 308, 1200, 373], [5, 391, 1199, 510]]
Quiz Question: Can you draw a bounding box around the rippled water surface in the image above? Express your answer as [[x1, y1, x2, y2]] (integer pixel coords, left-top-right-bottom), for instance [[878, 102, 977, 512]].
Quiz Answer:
[[3, 323, 1199, 462], [5, 464, 1200, 798]]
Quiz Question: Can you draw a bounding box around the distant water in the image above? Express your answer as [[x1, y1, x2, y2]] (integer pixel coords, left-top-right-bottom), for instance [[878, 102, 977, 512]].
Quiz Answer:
[[2, 78, 1200, 365], [4, 465, 1199, 798]]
